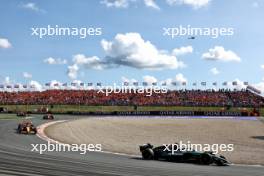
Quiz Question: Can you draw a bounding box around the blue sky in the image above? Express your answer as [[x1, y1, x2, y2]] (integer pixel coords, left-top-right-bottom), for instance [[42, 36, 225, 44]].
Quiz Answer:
[[0, 0, 264, 91]]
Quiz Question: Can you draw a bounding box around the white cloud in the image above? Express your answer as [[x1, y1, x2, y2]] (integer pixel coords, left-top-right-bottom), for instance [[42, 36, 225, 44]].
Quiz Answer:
[[29, 80, 43, 91], [72, 54, 105, 70], [22, 3, 45, 12], [100, 0, 160, 9], [0, 38, 12, 49], [261, 65, 264, 69], [121, 76, 137, 83], [100, 0, 211, 10], [23, 72, 32, 79], [166, 0, 210, 9], [66, 54, 106, 79], [175, 73, 187, 83], [210, 67, 220, 75], [172, 46, 193, 56], [67, 64, 79, 80], [44, 57, 67, 65], [121, 74, 187, 86], [160, 73, 187, 86], [72, 80, 83, 84], [143, 75, 158, 84], [48, 80, 63, 89], [66, 33, 185, 79], [4, 77, 11, 84], [100, 0, 129, 8], [144, 0, 160, 10], [101, 33, 185, 69], [202, 46, 241, 62], [121, 76, 130, 83]]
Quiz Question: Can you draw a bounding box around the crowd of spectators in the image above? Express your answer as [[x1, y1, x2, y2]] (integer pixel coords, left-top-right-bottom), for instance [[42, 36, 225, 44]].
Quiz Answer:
[[0, 89, 263, 107]]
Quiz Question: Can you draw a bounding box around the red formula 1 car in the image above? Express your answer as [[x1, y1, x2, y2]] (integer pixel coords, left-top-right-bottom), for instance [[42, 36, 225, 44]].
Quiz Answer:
[[17, 120, 37, 135]]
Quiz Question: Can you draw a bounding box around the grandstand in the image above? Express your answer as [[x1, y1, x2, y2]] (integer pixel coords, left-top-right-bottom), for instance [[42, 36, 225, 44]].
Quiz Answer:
[[0, 89, 263, 107]]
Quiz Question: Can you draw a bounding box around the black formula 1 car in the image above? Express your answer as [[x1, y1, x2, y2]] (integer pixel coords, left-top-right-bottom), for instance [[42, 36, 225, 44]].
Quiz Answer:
[[17, 120, 37, 135], [43, 113, 54, 120], [139, 143, 230, 166]]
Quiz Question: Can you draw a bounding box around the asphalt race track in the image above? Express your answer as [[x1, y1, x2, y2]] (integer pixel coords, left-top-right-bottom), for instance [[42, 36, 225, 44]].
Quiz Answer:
[[0, 115, 264, 176]]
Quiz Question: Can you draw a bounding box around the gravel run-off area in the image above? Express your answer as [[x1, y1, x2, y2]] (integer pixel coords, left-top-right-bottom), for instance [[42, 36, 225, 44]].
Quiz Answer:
[[45, 117, 264, 165]]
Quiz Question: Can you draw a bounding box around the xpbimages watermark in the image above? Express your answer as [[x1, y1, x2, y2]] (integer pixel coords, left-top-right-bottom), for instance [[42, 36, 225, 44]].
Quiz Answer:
[[31, 25, 102, 39], [163, 25, 234, 39], [31, 142, 102, 154], [163, 141, 234, 154], [96, 84, 168, 96]]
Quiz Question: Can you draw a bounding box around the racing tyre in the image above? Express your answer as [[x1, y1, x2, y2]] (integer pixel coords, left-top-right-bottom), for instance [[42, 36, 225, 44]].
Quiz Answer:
[[215, 159, 226, 166], [142, 148, 154, 160], [200, 154, 212, 165], [215, 156, 228, 166]]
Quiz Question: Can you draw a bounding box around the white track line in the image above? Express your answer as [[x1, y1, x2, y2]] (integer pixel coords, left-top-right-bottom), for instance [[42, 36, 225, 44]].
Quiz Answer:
[[37, 120, 67, 143]]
